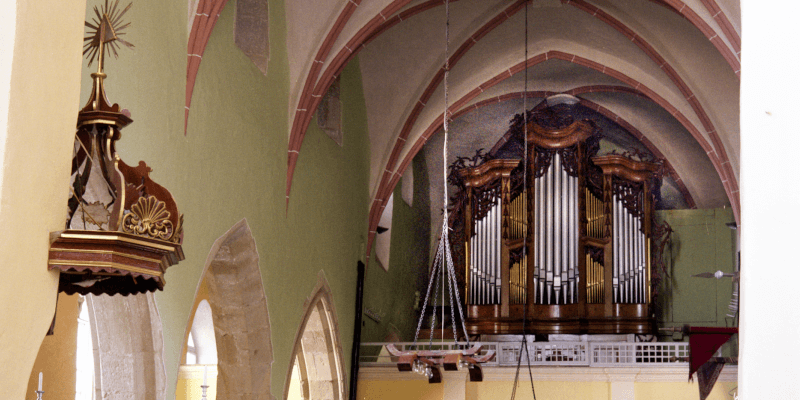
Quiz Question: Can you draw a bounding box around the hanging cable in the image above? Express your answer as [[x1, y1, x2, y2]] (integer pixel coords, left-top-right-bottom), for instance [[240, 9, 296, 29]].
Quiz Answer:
[[442, 0, 450, 351], [511, 2, 536, 399], [412, 0, 472, 351]]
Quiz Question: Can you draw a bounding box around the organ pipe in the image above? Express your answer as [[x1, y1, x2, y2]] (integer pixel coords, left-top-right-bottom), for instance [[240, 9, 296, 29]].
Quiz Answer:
[[609, 185, 649, 304], [530, 153, 580, 306]]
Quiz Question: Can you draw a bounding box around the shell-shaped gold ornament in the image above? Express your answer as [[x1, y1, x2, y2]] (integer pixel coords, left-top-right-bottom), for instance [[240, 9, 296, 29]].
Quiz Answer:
[[123, 196, 174, 240]]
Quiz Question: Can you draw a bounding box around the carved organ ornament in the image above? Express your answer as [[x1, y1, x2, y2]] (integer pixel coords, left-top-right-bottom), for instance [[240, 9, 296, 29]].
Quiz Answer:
[[48, 1, 184, 296], [453, 111, 665, 334]]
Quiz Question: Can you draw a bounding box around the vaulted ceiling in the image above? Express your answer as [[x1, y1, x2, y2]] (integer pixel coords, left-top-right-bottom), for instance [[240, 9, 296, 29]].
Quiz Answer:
[[283, 0, 740, 256]]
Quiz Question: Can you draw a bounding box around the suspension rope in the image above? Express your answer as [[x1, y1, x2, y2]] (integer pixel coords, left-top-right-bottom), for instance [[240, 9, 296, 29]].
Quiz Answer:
[[412, 0, 471, 354], [512, 2, 537, 399], [441, 0, 471, 349]]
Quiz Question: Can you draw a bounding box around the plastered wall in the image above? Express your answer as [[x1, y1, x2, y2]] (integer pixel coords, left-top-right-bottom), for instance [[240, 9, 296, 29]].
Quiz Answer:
[[176, 365, 218, 400], [655, 208, 738, 354], [24, 294, 80, 400], [0, 0, 86, 397], [361, 154, 431, 344], [357, 380, 443, 400], [357, 374, 738, 400], [656, 208, 736, 327]]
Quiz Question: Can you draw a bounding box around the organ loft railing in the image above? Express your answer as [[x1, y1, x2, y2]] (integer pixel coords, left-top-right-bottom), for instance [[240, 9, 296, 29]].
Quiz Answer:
[[451, 114, 663, 335]]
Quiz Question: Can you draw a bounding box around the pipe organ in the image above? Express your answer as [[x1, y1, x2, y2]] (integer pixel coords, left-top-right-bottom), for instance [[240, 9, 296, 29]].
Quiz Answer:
[[452, 113, 663, 335], [469, 196, 501, 305], [509, 191, 527, 305], [533, 152, 579, 306]]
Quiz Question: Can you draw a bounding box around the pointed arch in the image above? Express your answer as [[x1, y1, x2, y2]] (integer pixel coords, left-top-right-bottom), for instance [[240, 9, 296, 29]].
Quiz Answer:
[[188, 300, 217, 365], [284, 271, 347, 400], [193, 218, 274, 399]]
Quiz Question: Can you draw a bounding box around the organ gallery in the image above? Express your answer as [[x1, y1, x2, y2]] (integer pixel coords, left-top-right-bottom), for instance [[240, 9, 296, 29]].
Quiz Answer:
[[449, 105, 671, 335]]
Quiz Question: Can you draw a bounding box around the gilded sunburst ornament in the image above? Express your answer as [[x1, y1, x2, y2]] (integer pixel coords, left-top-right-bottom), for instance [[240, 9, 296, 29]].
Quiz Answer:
[[83, 0, 135, 69]]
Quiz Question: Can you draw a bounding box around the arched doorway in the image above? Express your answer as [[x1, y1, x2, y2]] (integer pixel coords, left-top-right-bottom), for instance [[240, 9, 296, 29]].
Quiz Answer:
[[284, 272, 346, 400], [178, 219, 274, 400]]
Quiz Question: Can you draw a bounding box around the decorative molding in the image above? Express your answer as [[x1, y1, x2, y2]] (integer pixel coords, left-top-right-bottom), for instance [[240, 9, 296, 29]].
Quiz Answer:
[[645, 0, 740, 75], [48, 230, 183, 295], [122, 196, 175, 240], [285, 0, 411, 203], [457, 159, 519, 188]]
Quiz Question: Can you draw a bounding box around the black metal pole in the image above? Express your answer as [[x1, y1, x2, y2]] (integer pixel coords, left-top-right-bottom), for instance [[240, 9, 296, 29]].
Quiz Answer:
[[348, 261, 365, 400]]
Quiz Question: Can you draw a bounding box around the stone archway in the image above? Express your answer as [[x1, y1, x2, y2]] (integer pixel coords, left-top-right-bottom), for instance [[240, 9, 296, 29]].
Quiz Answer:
[[199, 218, 274, 399], [284, 272, 346, 400]]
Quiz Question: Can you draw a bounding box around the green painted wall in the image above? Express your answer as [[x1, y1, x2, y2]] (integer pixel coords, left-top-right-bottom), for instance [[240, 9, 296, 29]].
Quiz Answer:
[[277, 51, 371, 394], [78, 0, 372, 397], [655, 208, 738, 354], [361, 154, 431, 344]]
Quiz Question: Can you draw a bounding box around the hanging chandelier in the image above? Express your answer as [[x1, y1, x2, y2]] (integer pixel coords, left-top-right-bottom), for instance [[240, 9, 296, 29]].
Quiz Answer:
[[386, 0, 494, 383]]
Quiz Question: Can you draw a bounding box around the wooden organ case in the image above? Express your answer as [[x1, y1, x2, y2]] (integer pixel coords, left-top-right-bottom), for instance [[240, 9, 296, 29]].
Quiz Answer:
[[453, 113, 662, 335]]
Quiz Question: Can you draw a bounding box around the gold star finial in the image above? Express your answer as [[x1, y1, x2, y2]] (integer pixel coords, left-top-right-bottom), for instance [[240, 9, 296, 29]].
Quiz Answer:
[[83, 0, 134, 73]]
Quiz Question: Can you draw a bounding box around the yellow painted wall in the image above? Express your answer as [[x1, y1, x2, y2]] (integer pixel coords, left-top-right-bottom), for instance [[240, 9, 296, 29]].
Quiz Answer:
[[176, 365, 218, 400], [0, 0, 86, 397], [23, 294, 80, 400], [357, 379, 739, 400], [635, 382, 737, 400], [466, 380, 610, 400], [357, 380, 443, 400]]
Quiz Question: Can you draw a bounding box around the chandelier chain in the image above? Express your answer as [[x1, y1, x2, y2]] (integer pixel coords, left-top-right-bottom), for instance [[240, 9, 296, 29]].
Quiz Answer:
[[412, 0, 471, 353]]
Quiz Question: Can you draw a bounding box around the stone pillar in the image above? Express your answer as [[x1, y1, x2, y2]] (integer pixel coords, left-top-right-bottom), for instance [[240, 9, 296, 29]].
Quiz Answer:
[[88, 292, 167, 400]]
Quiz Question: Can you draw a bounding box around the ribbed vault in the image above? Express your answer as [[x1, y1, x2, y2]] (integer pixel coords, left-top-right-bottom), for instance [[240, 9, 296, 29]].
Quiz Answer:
[[275, 0, 740, 264]]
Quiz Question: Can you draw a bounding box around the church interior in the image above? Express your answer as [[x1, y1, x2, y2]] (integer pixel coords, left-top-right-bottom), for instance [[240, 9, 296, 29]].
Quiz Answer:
[[2, 0, 798, 399]]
